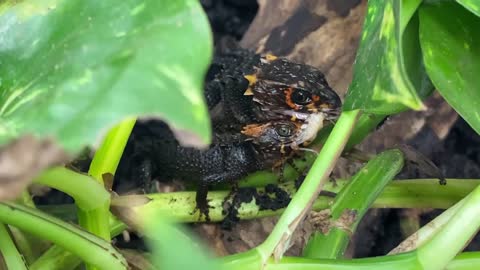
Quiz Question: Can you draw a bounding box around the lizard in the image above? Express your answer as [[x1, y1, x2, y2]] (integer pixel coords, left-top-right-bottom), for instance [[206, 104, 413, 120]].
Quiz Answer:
[[117, 48, 342, 220]]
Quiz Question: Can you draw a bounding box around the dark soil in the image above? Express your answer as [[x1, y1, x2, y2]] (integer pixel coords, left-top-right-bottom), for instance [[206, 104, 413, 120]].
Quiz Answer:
[[201, 0, 258, 44]]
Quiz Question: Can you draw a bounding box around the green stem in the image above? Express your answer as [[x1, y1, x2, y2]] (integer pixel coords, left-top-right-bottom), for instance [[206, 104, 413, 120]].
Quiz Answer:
[[447, 252, 480, 270], [374, 178, 472, 208], [117, 183, 336, 223], [30, 246, 83, 270], [417, 184, 480, 270], [0, 222, 28, 270], [31, 178, 480, 270], [43, 178, 478, 223], [33, 167, 111, 268], [257, 110, 360, 261], [221, 251, 480, 270], [112, 179, 478, 224], [12, 191, 50, 263], [390, 198, 464, 254], [0, 202, 127, 270], [265, 252, 421, 270], [303, 149, 404, 259], [87, 117, 137, 182], [78, 117, 135, 240], [30, 217, 126, 270], [34, 167, 109, 211], [8, 226, 49, 264], [79, 118, 135, 270]]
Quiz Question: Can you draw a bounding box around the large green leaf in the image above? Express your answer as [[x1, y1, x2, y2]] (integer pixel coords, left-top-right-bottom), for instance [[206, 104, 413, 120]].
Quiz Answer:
[[343, 0, 432, 114], [0, 0, 212, 152], [419, 2, 480, 135], [457, 0, 480, 17]]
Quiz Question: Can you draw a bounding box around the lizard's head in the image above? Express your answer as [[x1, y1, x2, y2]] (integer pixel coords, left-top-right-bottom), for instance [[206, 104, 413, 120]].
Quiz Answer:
[[243, 54, 342, 123], [242, 54, 341, 147]]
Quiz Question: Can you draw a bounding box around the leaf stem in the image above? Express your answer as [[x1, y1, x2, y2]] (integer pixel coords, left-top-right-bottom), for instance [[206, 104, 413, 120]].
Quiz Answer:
[[256, 110, 360, 261], [113, 178, 479, 224], [30, 217, 126, 270], [303, 149, 404, 259], [0, 202, 127, 270], [34, 167, 109, 211], [390, 197, 464, 254], [87, 117, 137, 182], [221, 251, 480, 270], [78, 117, 135, 242], [417, 183, 480, 270], [0, 222, 28, 270], [31, 178, 480, 270]]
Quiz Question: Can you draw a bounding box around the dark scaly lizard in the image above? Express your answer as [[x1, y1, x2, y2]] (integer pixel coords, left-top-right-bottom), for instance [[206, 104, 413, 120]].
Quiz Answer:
[[130, 120, 304, 219], [118, 48, 342, 221]]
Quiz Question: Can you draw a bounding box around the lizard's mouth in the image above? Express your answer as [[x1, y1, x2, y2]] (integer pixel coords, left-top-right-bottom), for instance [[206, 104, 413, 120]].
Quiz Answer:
[[241, 109, 339, 153], [290, 112, 326, 148], [273, 106, 340, 146]]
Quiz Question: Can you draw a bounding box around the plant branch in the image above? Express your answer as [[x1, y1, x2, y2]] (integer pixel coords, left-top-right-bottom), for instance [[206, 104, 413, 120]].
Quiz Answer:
[[256, 110, 360, 261], [221, 250, 480, 270], [30, 216, 126, 270], [110, 178, 479, 224], [417, 183, 480, 270], [31, 178, 479, 270], [34, 167, 109, 211], [0, 222, 28, 270], [390, 198, 464, 254], [0, 202, 127, 270], [303, 149, 404, 259], [78, 117, 135, 241]]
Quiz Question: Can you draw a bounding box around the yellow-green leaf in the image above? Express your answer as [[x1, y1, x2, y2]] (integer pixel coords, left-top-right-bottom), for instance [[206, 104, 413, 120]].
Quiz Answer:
[[0, 0, 212, 153], [420, 2, 480, 135], [344, 0, 432, 114]]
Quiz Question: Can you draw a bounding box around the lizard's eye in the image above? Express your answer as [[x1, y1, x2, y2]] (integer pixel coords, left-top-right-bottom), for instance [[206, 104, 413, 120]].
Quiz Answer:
[[275, 123, 294, 137], [291, 89, 312, 105]]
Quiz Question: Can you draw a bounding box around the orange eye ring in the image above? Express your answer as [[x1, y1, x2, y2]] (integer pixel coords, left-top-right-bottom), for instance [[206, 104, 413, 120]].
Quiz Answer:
[[284, 88, 299, 109]]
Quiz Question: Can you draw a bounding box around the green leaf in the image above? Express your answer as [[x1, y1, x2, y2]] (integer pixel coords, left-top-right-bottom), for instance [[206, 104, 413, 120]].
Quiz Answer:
[[143, 211, 220, 270], [344, 0, 432, 114], [457, 0, 480, 17], [419, 2, 480, 135], [0, 0, 212, 153]]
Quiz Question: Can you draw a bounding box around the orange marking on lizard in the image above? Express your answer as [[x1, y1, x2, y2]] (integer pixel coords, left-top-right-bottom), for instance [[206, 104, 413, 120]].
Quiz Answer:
[[283, 88, 298, 109], [241, 123, 270, 137]]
